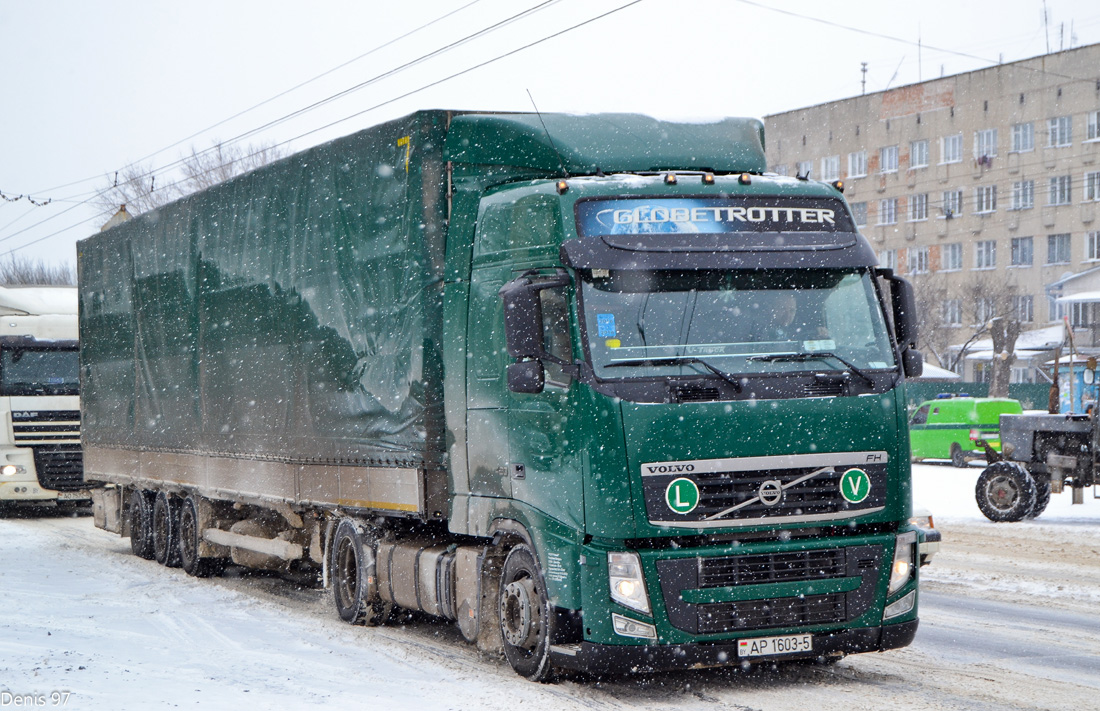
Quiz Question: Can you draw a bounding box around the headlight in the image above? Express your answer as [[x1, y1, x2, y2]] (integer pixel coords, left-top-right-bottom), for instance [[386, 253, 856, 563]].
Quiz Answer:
[[889, 531, 917, 595], [608, 551, 650, 614], [1, 464, 24, 477]]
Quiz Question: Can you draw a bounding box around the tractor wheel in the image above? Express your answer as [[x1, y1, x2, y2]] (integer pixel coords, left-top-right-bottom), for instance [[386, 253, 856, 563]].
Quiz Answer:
[[975, 461, 1036, 522]]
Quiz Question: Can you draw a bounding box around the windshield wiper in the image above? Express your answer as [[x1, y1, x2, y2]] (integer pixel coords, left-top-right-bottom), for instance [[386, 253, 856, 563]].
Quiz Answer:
[[606, 356, 742, 392], [747, 351, 876, 387]]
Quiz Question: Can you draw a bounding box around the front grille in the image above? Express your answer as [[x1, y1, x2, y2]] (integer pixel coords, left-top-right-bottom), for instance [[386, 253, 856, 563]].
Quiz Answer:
[[700, 549, 846, 587], [657, 544, 882, 635], [674, 386, 721, 403], [33, 445, 84, 491], [641, 452, 888, 527], [12, 410, 81, 445], [698, 593, 846, 633]]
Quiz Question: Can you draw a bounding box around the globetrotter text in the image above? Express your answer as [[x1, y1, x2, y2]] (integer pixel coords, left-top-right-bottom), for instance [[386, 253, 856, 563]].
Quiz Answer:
[[610, 205, 837, 226]]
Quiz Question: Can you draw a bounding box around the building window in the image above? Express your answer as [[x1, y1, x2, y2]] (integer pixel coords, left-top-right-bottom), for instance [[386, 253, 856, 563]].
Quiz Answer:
[[1085, 171, 1100, 202], [975, 240, 996, 269], [1011, 122, 1034, 152], [910, 139, 929, 168], [1049, 295, 1062, 322], [908, 193, 928, 222], [1048, 116, 1072, 147], [943, 242, 963, 271], [771, 164, 789, 176], [1072, 302, 1090, 328], [1088, 110, 1100, 141], [820, 155, 840, 182], [975, 184, 997, 214], [1013, 295, 1034, 323], [878, 198, 898, 225], [1011, 180, 1034, 210], [796, 160, 813, 179], [1048, 175, 1072, 205], [942, 299, 962, 326], [1010, 367, 1033, 384], [941, 134, 962, 164], [975, 128, 998, 158], [942, 189, 963, 218], [975, 297, 996, 324], [1011, 236, 1033, 267], [1088, 231, 1100, 261], [880, 145, 899, 174], [1047, 233, 1071, 265], [908, 246, 930, 274], [851, 201, 868, 227], [848, 150, 867, 178], [879, 249, 897, 270]]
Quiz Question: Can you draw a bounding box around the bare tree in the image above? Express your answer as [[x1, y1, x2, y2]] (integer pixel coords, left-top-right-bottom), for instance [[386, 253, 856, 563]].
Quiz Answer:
[[0, 255, 75, 285], [95, 141, 285, 216]]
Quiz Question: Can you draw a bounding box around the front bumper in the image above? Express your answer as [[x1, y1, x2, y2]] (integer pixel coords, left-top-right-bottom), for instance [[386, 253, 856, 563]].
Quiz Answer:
[[549, 619, 918, 674]]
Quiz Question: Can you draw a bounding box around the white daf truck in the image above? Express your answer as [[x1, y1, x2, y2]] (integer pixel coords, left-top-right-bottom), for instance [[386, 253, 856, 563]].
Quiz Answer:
[[0, 285, 85, 509]]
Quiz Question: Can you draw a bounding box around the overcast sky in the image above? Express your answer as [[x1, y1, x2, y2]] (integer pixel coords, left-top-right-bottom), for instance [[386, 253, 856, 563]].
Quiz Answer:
[[2, 0, 1099, 268]]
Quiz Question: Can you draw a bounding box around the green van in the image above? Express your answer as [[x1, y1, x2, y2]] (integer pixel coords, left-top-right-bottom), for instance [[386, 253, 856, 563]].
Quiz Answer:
[[909, 396, 1024, 467]]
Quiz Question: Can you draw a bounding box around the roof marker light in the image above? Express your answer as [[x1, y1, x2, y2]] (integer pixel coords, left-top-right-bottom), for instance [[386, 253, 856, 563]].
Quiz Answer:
[[664, 173, 677, 185], [556, 180, 569, 194], [738, 173, 752, 185], [702, 173, 715, 185], [831, 179, 845, 193]]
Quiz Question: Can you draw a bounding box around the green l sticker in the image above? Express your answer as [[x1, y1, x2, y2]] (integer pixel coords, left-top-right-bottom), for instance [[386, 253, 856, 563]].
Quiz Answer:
[[665, 477, 700, 514], [840, 468, 871, 503]]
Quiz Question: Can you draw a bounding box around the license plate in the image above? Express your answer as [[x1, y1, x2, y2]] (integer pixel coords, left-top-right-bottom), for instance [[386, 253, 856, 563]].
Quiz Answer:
[[56, 491, 89, 501], [737, 633, 813, 658]]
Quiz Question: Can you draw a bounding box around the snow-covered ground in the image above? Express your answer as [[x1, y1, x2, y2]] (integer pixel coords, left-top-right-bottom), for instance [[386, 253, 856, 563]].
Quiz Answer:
[[1, 463, 1098, 710]]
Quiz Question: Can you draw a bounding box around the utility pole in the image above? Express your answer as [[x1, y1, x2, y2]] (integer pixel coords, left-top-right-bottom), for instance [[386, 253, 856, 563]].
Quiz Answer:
[[861, 62, 868, 95]]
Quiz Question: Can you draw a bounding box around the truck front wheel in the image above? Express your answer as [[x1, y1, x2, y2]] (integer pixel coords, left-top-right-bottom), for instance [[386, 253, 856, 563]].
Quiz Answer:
[[975, 462, 1036, 522], [499, 544, 554, 682]]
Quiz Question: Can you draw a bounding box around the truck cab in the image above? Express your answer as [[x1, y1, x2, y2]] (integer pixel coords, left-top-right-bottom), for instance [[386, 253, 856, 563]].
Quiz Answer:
[[0, 286, 85, 508]]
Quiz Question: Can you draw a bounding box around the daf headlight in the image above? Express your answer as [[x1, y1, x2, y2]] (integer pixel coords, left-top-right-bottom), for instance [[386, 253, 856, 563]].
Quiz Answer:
[[1, 464, 24, 477], [889, 531, 917, 595], [608, 551, 650, 614]]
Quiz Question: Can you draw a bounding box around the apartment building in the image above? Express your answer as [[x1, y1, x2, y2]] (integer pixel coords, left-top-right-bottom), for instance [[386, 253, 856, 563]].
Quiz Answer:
[[765, 43, 1100, 378]]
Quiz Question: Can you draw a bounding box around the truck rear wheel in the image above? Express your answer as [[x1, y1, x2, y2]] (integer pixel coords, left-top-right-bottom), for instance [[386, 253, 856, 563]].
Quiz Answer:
[[129, 489, 156, 560], [178, 495, 226, 577], [330, 519, 390, 626], [152, 491, 182, 567], [975, 462, 1036, 522], [499, 544, 554, 682]]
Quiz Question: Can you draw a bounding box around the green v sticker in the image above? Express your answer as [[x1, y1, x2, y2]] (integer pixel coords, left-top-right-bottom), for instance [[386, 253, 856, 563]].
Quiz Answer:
[[839, 468, 871, 504]]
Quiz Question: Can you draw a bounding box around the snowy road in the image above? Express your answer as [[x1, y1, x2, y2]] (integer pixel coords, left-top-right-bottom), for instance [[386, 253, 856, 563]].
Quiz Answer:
[[2, 464, 1099, 710]]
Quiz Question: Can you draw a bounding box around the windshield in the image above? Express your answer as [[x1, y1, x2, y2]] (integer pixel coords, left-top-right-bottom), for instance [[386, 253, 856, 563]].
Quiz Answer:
[[580, 269, 895, 380], [0, 347, 80, 396]]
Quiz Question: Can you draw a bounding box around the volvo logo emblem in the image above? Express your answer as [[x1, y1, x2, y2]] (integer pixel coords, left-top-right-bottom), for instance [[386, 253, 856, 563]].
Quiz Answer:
[[758, 480, 783, 507]]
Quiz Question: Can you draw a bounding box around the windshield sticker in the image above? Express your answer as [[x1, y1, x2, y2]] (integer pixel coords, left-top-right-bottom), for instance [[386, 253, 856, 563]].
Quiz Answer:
[[597, 313, 617, 338], [803, 339, 836, 351], [576, 197, 853, 236]]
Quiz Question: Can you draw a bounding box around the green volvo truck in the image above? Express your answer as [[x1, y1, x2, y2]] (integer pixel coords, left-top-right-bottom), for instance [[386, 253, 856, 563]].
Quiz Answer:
[[80, 110, 924, 680]]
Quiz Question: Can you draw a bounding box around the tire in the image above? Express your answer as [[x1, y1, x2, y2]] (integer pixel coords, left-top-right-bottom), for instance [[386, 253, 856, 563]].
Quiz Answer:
[[129, 489, 156, 560], [950, 443, 967, 468], [330, 519, 390, 626], [178, 494, 226, 578], [975, 461, 1037, 522], [152, 491, 182, 568], [499, 544, 554, 682], [1027, 475, 1052, 519]]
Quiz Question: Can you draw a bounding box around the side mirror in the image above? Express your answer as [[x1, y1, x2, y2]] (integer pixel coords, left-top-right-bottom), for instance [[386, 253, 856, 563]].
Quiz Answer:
[[507, 360, 545, 394], [902, 348, 923, 378], [887, 274, 919, 349], [499, 276, 547, 359]]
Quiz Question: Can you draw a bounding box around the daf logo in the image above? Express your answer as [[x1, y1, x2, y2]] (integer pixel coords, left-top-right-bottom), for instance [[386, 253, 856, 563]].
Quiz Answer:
[[758, 479, 784, 507]]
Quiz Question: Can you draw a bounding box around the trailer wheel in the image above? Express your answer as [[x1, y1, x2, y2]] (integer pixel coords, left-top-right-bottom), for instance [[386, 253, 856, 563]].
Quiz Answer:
[[950, 443, 967, 468], [975, 462, 1036, 522], [152, 491, 182, 567], [331, 519, 391, 626], [129, 489, 156, 560], [178, 495, 226, 578], [1027, 475, 1052, 519], [499, 544, 554, 682]]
